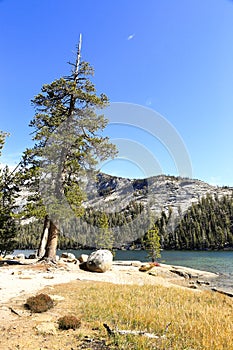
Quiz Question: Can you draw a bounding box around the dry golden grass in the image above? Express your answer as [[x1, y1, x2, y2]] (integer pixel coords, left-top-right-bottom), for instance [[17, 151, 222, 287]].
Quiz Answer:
[[1, 280, 233, 350]]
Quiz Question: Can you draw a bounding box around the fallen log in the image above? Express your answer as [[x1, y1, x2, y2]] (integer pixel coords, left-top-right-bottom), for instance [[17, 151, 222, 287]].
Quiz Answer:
[[103, 322, 171, 339]]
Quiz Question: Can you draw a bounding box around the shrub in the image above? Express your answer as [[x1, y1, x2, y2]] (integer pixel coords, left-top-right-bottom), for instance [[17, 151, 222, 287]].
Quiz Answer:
[[58, 315, 81, 330], [25, 293, 54, 313]]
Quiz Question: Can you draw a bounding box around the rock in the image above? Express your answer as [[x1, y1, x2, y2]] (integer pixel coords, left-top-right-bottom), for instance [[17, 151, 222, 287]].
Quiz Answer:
[[78, 254, 89, 263], [79, 261, 88, 271], [15, 253, 25, 260], [5, 255, 14, 260], [36, 322, 57, 335], [139, 262, 160, 272], [19, 275, 32, 280], [197, 280, 210, 286], [189, 284, 198, 289], [86, 249, 113, 273], [148, 271, 158, 277], [28, 253, 37, 259], [61, 252, 76, 260], [50, 295, 65, 302], [170, 269, 190, 279]]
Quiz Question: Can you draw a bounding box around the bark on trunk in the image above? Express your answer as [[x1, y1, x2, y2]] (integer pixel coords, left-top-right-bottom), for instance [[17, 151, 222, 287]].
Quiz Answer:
[[37, 215, 50, 258], [43, 220, 59, 262]]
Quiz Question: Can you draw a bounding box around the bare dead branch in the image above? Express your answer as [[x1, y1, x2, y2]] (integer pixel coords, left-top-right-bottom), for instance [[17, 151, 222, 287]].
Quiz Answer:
[[103, 322, 171, 339]]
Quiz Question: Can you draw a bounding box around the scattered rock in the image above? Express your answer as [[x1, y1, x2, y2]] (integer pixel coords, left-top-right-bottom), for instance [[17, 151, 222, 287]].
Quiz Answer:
[[139, 262, 160, 272], [188, 284, 198, 289], [197, 280, 210, 285], [50, 294, 65, 301], [148, 271, 158, 277], [11, 271, 22, 275], [4, 255, 14, 260], [61, 252, 76, 260], [19, 275, 32, 280], [79, 261, 88, 271], [86, 249, 113, 273], [43, 275, 54, 279], [78, 254, 89, 263], [14, 254, 25, 260], [28, 253, 37, 259], [170, 269, 191, 279], [36, 322, 57, 335]]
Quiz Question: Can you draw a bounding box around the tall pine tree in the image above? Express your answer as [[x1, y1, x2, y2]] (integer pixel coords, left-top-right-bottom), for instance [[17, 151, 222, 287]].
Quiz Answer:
[[21, 39, 117, 262]]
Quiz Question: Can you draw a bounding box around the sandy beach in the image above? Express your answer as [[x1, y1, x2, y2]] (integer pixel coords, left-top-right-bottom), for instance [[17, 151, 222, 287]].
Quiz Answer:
[[0, 259, 218, 305]]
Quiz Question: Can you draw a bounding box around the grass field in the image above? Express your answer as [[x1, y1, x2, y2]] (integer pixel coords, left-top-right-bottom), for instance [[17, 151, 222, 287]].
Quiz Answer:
[[1, 280, 233, 350]]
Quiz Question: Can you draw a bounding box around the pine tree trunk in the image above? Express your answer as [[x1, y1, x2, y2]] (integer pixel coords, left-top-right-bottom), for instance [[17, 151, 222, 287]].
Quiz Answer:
[[37, 215, 50, 258], [43, 219, 59, 262]]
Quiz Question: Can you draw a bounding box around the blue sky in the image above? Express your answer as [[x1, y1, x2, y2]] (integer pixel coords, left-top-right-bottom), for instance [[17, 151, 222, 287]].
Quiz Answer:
[[1, 0, 233, 186]]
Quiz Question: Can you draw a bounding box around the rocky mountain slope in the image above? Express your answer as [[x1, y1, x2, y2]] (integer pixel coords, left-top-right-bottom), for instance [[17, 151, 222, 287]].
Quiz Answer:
[[17, 173, 233, 250], [84, 173, 232, 217]]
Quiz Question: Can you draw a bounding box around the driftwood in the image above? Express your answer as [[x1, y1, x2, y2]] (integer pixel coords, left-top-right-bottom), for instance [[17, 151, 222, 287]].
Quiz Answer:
[[9, 307, 21, 316], [103, 322, 171, 339]]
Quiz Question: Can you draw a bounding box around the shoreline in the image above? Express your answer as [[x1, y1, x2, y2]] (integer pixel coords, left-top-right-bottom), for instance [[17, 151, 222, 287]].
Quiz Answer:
[[1, 259, 232, 350], [0, 259, 220, 306]]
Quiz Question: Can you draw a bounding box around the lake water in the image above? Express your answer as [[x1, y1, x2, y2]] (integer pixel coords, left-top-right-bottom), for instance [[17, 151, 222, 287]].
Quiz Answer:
[[14, 249, 233, 293]]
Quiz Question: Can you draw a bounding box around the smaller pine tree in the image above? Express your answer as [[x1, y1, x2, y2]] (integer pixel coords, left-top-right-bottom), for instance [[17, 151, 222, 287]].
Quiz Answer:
[[0, 166, 19, 256], [95, 212, 114, 251], [143, 224, 161, 262]]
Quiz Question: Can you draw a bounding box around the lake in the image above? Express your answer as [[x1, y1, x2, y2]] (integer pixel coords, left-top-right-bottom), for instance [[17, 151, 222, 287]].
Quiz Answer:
[[14, 249, 233, 293]]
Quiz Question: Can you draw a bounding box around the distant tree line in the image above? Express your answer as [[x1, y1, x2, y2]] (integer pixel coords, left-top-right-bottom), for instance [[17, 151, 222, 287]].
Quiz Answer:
[[172, 193, 233, 249], [16, 192, 233, 251]]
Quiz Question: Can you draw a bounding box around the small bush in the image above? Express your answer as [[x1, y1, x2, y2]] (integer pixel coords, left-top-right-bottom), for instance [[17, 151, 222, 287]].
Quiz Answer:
[[25, 293, 54, 313], [58, 315, 81, 330]]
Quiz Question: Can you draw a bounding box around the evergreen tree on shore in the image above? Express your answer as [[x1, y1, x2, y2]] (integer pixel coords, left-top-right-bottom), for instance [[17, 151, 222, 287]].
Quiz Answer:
[[0, 133, 19, 256], [21, 41, 117, 262]]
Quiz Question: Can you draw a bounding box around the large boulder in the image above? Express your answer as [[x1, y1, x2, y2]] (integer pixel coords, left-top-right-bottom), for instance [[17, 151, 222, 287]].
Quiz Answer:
[[86, 249, 113, 273]]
